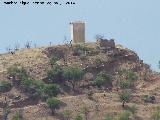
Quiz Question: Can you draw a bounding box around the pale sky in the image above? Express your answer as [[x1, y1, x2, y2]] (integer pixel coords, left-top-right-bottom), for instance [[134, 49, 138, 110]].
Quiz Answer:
[[0, 0, 160, 71]]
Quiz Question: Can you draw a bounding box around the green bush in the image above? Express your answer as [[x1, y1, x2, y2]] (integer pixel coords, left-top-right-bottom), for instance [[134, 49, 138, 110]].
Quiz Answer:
[[126, 105, 137, 115], [119, 80, 130, 89], [47, 64, 63, 83], [7, 64, 29, 80], [93, 72, 112, 88], [93, 75, 104, 88], [103, 113, 112, 120], [150, 111, 160, 120], [143, 95, 156, 103], [20, 78, 33, 89], [150, 106, 160, 120], [87, 91, 94, 100], [78, 45, 90, 52], [11, 111, 22, 120], [49, 56, 59, 67], [74, 114, 83, 120], [33, 80, 46, 96], [127, 71, 137, 81], [118, 69, 137, 82], [21, 78, 48, 98], [95, 58, 104, 66], [63, 109, 72, 120], [0, 81, 12, 93], [44, 84, 60, 97], [20, 77, 60, 98], [47, 97, 60, 115], [117, 111, 131, 120]]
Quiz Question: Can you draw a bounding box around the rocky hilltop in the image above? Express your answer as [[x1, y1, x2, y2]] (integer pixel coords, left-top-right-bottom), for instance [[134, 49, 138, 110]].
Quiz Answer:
[[0, 39, 160, 120]]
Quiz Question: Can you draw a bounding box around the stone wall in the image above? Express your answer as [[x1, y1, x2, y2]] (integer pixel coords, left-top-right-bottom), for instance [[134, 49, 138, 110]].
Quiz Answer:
[[96, 39, 115, 49]]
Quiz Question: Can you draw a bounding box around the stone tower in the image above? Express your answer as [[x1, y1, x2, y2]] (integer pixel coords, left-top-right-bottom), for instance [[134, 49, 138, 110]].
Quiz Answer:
[[70, 21, 85, 44]]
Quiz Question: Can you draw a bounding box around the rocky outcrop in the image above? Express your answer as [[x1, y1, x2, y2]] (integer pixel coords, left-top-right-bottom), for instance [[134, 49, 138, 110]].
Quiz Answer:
[[96, 39, 115, 49]]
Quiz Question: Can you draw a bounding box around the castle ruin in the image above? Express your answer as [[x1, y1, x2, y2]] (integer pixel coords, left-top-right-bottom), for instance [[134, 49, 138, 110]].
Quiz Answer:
[[70, 21, 85, 44]]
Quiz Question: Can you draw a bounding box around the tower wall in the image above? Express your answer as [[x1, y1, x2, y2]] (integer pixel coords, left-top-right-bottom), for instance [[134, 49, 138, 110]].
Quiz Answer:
[[70, 21, 85, 44]]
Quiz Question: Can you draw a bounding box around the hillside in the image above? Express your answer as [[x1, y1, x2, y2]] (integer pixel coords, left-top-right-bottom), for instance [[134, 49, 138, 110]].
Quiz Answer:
[[0, 39, 160, 120]]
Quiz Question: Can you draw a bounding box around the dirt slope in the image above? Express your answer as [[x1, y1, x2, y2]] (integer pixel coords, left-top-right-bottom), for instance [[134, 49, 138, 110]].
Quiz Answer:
[[0, 42, 160, 120]]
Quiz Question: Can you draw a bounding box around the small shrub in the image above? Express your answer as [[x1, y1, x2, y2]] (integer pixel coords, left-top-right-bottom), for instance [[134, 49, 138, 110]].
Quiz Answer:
[[127, 71, 137, 81], [87, 91, 94, 100], [21, 79, 47, 98], [2, 102, 10, 120], [33, 80, 46, 96], [117, 111, 131, 120], [126, 105, 137, 115], [150, 106, 160, 120], [63, 109, 72, 120], [47, 64, 63, 83], [93, 72, 112, 88], [0, 81, 12, 93], [143, 95, 156, 103], [81, 106, 90, 120], [119, 80, 130, 89], [47, 97, 60, 115], [44, 84, 60, 97], [150, 111, 160, 120], [95, 58, 104, 66], [7, 64, 29, 81], [93, 75, 104, 88], [20, 78, 33, 89], [49, 56, 59, 67], [12, 111, 22, 120], [74, 114, 83, 120], [103, 113, 112, 120], [118, 69, 137, 82]]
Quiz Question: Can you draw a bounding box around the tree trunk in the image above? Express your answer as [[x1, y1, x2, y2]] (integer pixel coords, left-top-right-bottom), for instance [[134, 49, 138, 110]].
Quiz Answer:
[[70, 81, 75, 91], [51, 109, 55, 115], [122, 101, 125, 108]]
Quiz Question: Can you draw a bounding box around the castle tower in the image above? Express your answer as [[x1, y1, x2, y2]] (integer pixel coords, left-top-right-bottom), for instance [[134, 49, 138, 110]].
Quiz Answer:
[[70, 21, 85, 44]]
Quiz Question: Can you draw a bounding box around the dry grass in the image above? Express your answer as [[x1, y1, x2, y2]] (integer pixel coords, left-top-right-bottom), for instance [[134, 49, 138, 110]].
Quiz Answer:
[[0, 47, 49, 80]]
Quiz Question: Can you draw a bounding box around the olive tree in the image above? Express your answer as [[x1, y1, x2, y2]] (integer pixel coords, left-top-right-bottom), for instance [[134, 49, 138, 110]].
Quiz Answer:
[[119, 92, 130, 108], [63, 67, 84, 91]]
